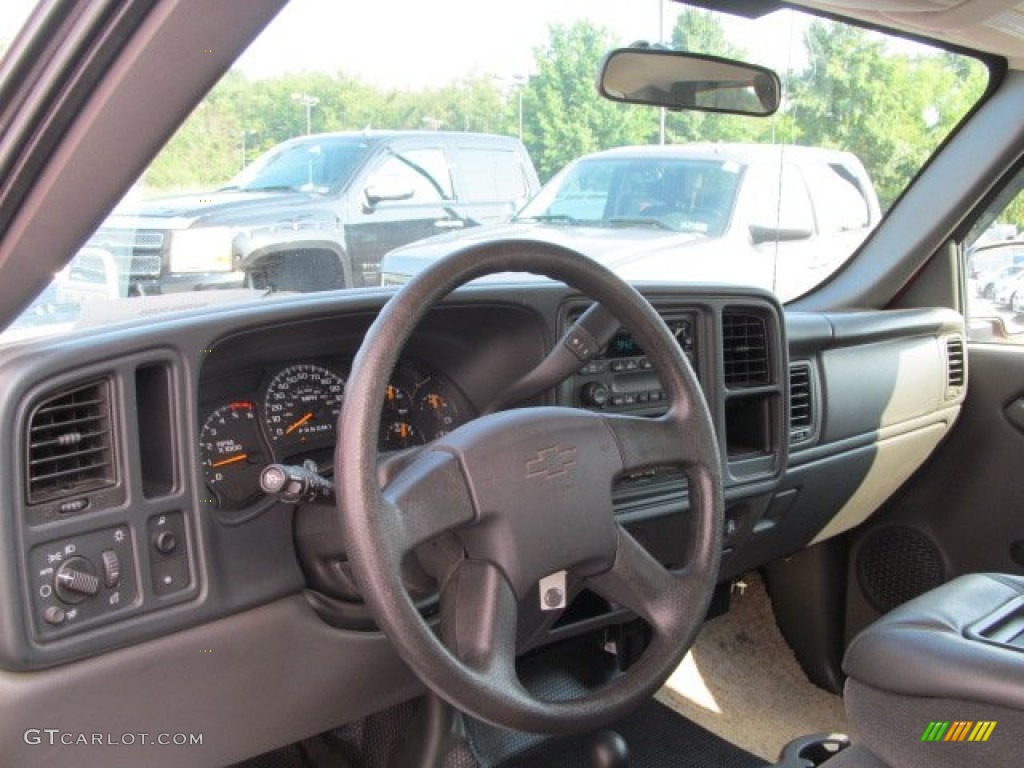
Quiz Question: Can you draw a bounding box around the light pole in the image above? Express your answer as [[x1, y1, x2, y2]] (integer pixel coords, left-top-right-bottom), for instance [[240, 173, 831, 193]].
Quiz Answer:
[[659, 0, 666, 145], [516, 79, 525, 139], [493, 74, 528, 139], [290, 93, 319, 135], [239, 130, 256, 169]]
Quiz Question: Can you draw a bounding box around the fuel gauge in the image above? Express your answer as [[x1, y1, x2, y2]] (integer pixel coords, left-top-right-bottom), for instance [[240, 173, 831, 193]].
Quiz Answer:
[[200, 401, 269, 507], [381, 419, 423, 451]]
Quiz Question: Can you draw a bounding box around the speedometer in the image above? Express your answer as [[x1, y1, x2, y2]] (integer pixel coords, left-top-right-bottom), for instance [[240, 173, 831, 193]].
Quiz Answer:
[[263, 364, 345, 448]]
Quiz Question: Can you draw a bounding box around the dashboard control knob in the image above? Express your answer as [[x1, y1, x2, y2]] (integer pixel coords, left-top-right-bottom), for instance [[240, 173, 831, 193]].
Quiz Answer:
[[154, 531, 178, 555], [54, 557, 100, 604], [43, 606, 66, 625], [581, 382, 610, 407]]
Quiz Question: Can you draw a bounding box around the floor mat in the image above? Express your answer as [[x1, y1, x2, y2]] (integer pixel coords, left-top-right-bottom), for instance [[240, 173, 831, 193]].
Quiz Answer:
[[657, 573, 849, 762], [501, 698, 768, 768]]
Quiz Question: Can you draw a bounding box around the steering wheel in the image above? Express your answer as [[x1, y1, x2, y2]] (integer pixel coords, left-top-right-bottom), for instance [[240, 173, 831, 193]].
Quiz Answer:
[[336, 239, 723, 734]]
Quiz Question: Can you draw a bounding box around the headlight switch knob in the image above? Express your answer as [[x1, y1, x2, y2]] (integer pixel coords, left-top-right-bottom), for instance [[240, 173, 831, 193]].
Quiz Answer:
[[54, 556, 100, 604]]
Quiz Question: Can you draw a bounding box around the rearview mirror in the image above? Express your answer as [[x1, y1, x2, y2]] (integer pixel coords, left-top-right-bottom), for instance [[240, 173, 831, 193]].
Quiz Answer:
[[598, 48, 781, 117]]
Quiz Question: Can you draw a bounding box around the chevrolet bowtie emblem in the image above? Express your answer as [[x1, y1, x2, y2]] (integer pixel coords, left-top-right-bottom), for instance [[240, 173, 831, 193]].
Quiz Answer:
[[525, 445, 578, 479]]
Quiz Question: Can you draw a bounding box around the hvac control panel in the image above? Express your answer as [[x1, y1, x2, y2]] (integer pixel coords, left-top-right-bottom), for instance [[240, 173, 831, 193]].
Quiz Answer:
[[571, 314, 697, 412]]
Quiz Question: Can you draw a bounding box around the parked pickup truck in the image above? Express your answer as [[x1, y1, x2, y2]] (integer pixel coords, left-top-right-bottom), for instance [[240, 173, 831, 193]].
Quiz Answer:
[[381, 143, 881, 302], [88, 131, 540, 294]]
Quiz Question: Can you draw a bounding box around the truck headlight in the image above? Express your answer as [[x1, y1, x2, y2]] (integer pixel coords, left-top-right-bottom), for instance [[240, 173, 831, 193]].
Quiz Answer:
[[168, 227, 234, 273]]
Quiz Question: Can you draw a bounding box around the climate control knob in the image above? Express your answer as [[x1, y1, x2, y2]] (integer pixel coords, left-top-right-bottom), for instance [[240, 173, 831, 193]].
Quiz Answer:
[[580, 381, 610, 408], [54, 556, 100, 604]]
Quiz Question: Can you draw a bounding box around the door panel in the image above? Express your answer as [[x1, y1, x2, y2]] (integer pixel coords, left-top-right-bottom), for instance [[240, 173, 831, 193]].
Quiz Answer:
[[844, 344, 1024, 638]]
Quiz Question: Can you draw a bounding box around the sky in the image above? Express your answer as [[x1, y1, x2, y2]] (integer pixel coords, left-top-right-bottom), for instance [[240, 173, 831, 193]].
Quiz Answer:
[[235, 1, 813, 87], [0, 1, 942, 89], [235, 0, 681, 88], [0, 1, 817, 89], [230, 3, 943, 88]]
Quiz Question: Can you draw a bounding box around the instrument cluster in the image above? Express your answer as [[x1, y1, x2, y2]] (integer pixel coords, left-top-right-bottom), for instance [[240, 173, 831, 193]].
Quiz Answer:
[[199, 359, 469, 509]]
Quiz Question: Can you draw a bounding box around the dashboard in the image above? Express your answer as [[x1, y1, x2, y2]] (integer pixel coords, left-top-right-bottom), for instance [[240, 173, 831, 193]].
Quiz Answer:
[[0, 282, 964, 666], [0, 280, 967, 767]]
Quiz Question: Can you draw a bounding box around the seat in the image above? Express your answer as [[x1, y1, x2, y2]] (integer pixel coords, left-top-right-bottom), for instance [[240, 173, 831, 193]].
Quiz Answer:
[[836, 573, 1024, 767]]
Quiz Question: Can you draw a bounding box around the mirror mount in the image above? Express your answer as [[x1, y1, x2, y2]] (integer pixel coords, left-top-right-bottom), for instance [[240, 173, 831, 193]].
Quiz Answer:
[[597, 47, 781, 117]]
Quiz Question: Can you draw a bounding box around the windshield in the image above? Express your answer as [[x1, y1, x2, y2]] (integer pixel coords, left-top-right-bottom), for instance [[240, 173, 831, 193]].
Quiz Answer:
[[1, 1, 991, 342], [519, 154, 743, 235], [223, 136, 372, 194]]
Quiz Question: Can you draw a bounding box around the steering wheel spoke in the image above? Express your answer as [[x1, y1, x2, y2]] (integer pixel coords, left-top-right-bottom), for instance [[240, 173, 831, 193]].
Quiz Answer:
[[439, 559, 521, 683], [380, 449, 477, 557], [586, 525, 684, 634], [604, 412, 703, 474]]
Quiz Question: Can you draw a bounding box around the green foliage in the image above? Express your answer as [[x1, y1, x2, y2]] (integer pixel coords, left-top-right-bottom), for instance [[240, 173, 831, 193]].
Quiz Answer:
[[785, 20, 987, 209], [1002, 187, 1024, 231], [520, 22, 652, 180], [664, 9, 770, 145]]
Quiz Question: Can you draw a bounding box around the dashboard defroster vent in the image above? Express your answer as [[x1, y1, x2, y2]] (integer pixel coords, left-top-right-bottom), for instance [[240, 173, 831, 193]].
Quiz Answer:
[[722, 312, 770, 388], [789, 363, 815, 443], [945, 336, 965, 392], [26, 380, 116, 504]]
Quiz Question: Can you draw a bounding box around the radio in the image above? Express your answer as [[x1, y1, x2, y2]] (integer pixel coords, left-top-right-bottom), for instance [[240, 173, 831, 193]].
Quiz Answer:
[[571, 314, 697, 412]]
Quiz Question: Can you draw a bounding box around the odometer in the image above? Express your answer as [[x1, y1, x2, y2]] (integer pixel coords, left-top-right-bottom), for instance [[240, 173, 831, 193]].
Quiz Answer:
[[264, 363, 345, 448]]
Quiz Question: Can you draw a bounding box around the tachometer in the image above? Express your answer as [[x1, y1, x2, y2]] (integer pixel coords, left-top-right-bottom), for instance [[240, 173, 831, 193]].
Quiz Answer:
[[264, 364, 345, 448], [200, 401, 269, 506]]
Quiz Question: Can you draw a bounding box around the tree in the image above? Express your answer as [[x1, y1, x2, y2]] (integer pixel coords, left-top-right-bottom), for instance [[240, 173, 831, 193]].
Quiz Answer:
[[786, 20, 985, 209], [661, 9, 769, 145], [521, 21, 652, 181]]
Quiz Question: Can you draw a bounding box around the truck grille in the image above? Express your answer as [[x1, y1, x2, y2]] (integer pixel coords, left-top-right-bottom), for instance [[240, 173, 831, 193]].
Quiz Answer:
[[89, 228, 166, 277]]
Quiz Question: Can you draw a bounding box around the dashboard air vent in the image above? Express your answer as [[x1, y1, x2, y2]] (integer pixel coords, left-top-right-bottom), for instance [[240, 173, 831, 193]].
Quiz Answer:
[[946, 336, 965, 389], [789, 363, 814, 443], [722, 312, 770, 388], [26, 380, 116, 504]]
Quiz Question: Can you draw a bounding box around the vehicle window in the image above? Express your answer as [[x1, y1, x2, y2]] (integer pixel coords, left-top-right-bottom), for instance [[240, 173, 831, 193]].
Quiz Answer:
[[778, 165, 815, 234], [368, 149, 453, 203], [1, 1, 990, 341], [746, 163, 815, 235], [802, 163, 872, 234], [521, 156, 742, 236], [226, 137, 370, 194], [457, 147, 529, 203], [964, 167, 1024, 342]]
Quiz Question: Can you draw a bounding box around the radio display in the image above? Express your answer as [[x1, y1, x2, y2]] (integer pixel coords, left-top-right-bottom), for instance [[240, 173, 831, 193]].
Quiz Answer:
[[605, 330, 644, 358], [601, 318, 694, 360]]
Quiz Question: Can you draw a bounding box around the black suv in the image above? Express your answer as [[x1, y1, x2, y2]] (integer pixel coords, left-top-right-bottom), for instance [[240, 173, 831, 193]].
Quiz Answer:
[[88, 131, 539, 294]]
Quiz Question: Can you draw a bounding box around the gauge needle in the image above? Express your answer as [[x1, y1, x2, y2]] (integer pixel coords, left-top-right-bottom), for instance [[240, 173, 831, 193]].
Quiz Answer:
[[211, 453, 248, 468], [285, 412, 314, 434]]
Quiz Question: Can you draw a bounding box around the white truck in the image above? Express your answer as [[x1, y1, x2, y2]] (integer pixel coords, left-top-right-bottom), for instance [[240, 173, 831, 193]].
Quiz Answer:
[[381, 143, 881, 302]]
